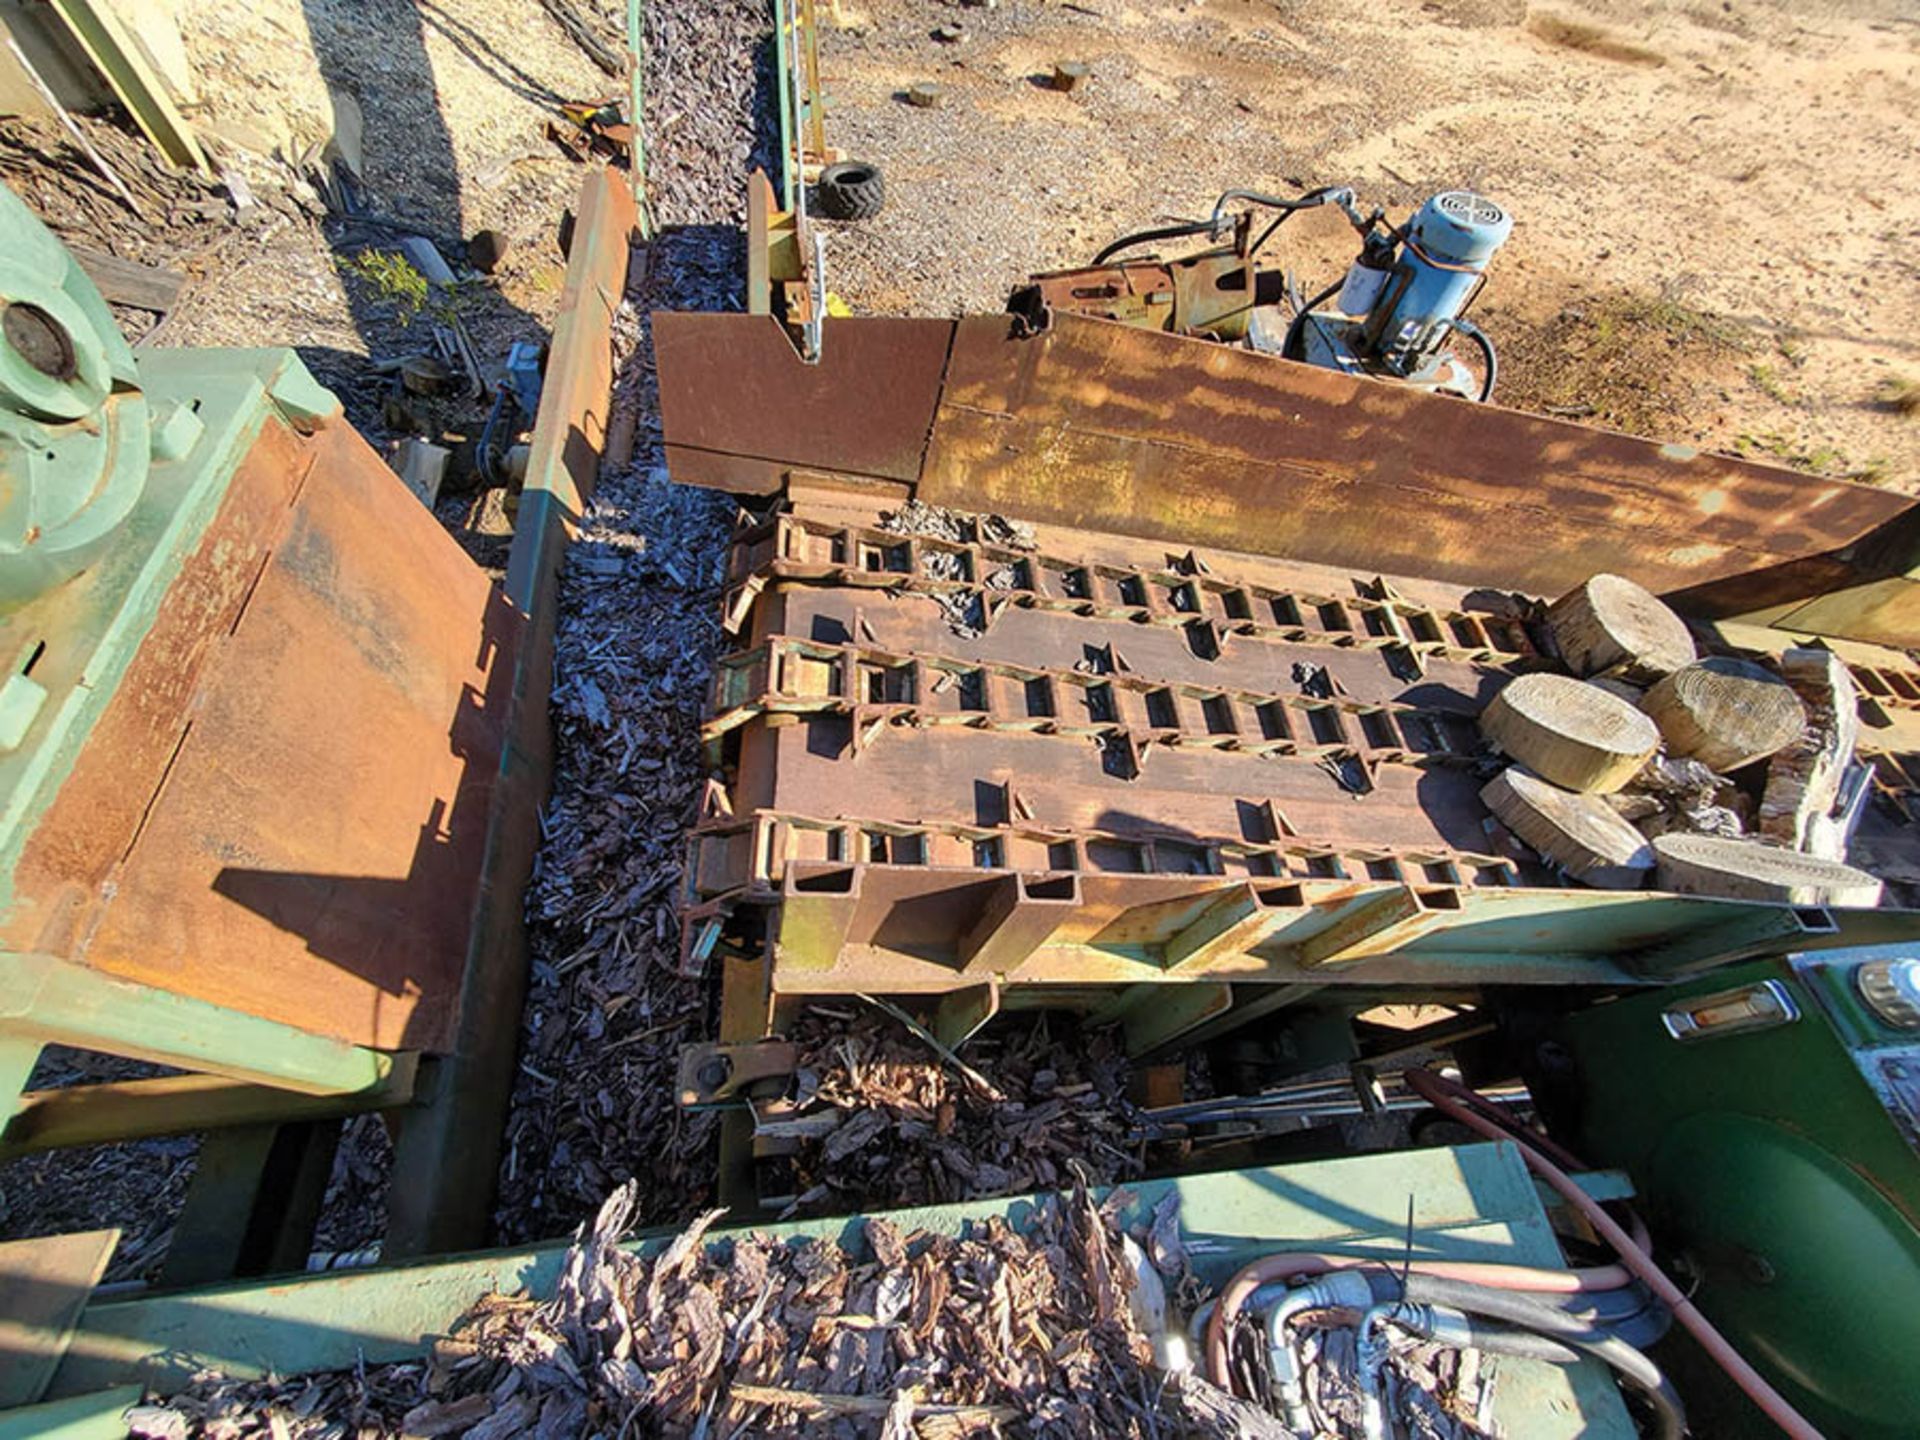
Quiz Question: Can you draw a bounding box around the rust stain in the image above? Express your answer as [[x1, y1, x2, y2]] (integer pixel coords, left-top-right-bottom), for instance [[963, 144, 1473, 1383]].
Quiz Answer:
[[11, 417, 517, 1052]]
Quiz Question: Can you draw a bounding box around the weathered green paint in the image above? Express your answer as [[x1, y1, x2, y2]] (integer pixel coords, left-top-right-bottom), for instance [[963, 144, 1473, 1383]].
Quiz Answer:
[[1, 953, 392, 1114], [2, 1059, 419, 1158], [45, 1144, 1629, 1435], [1099, 978, 1232, 1056], [0, 1386, 138, 1440], [388, 167, 633, 1258], [0, 349, 319, 907], [1559, 954, 1920, 1440]]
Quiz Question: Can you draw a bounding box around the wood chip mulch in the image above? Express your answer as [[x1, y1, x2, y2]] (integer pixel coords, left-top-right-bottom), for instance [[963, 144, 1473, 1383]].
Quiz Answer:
[[778, 1008, 1143, 1217], [132, 1180, 1277, 1439]]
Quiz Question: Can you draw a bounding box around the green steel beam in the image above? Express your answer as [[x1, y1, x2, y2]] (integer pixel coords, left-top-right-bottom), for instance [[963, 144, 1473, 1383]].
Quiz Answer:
[[160, 1122, 340, 1288], [0, 1387, 138, 1440], [44, 1144, 1629, 1438], [772, 0, 795, 211], [2, 1058, 418, 1158], [1, 952, 393, 1120]]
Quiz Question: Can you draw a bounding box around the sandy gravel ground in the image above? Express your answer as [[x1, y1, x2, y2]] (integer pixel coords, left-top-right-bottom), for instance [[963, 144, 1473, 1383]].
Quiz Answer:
[[817, 0, 1920, 487]]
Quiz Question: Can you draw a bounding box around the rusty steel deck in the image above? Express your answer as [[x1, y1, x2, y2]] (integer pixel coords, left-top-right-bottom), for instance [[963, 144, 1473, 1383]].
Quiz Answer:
[[3, 412, 513, 1054], [679, 494, 1920, 1038]]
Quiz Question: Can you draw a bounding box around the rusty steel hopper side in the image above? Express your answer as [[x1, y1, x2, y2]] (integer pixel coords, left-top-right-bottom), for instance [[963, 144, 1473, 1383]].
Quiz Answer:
[[656, 309, 1920, 648]]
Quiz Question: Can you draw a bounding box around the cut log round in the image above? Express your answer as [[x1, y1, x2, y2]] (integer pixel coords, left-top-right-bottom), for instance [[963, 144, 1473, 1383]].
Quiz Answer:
[[1641, 658, 1807, 772], [1653, 832, 1882, 906], [1547, 573, 1696, 681], [1481, 767, 1655, 889], [1479, 673, 1660, 794]]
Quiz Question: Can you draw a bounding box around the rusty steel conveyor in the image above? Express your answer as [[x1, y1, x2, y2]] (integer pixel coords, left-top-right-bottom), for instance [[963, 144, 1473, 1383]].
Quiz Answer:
[[655, 308, 1920, 1068]]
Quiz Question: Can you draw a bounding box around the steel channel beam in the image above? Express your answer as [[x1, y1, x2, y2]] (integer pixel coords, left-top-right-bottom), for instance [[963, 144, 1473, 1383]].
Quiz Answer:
[[2, 1059, 419, 1158], [1, 953, 394, 1122], [387, 165, 635, 1258]]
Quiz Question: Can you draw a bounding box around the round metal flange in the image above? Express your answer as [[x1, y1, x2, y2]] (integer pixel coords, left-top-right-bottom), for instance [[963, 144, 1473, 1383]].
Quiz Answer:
[[0, 182, 151, 605]]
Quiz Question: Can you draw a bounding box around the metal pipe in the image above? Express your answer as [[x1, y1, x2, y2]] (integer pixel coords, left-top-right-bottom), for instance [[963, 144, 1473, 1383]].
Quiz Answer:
[[1259, 1271, 1378, 1435]]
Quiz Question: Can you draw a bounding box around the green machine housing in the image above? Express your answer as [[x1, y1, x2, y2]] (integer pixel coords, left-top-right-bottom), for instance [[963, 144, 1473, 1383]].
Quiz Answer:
[[1546, 944, 1920, 1439]]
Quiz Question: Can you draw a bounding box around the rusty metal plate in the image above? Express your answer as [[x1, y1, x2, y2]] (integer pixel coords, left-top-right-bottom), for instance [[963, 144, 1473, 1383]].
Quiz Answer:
[[918, 313, 1912, 598], [22, 418, 514, 1052], [654, 312, 956, 492]]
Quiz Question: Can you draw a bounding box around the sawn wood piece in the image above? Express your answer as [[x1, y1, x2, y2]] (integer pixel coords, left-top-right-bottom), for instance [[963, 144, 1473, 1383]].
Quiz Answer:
[[1546, 572, 1696, 681], [1652, 832, 1882, 906], [1479, 673, 1659, 793], [1642, 657, 1807, 773], [1481, 766, 1655, 889]]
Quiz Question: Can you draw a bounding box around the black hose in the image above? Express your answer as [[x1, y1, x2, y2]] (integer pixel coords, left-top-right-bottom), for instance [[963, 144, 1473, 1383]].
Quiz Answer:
[[1452, 317, 1498, 402], [1210, 185, 1344, 230], [1397, 1275, 1687, 1440], [1244, 186, 1345, 259], [1091, 219, 1217, 266], [1281, 281, 1343, 362]]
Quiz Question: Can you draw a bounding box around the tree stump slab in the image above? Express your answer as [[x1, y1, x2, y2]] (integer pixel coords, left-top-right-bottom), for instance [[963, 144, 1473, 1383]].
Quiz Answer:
[[1479, 673, 1660, 794], [1642, 658, 1807, 773], [1482, 767, 1655, 889], [1547, 573, 1695, 682], [1652, 832, 1882, 906]]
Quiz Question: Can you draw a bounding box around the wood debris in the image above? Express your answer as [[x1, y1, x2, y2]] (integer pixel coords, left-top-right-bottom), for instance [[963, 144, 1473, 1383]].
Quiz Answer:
[[780, 1009, 1143, 1215], [1758, 647, 1861, 859], [137, 1180, 1270, 1440], [491, 0, 774, 1244], [1478, 673, 1659, 794]]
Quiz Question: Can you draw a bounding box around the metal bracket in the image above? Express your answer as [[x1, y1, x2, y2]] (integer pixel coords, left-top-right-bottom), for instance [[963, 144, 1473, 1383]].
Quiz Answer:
[[676, 1040, 798, 1107]]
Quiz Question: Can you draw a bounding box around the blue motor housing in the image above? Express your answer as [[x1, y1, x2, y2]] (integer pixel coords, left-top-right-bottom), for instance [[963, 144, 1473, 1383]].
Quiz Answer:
[[1363, 192, 1511, 373]]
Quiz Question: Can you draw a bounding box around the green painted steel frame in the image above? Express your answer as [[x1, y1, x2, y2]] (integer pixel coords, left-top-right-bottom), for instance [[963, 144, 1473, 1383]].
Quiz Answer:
[[0, 166, 631, 1271], [35, 1144, 1632, 1436]]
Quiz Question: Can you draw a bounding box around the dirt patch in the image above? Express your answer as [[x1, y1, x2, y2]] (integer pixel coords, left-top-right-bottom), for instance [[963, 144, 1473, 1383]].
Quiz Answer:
[[1494, 290, 1749, 438], [818, 0, 1920, 491], [1525, 11, 1668, 65]]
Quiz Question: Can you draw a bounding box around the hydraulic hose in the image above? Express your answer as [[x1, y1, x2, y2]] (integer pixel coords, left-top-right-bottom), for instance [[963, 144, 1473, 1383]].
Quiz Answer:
[[1209, 185, 1351, 233], [1404, 1067, 1826, 1440], [1353, 1294, 1686, 1440], [1452, 317, 1498, 402], [1204, 1247, 1633, 1391], [1394, 1276, 1685, 1440], [1280, 282, 1342, 363], [1091, 219, 1217, 267]]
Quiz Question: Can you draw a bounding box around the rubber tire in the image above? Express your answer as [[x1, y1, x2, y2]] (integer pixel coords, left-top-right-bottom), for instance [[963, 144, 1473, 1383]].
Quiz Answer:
[[816, 161, 885, 222]]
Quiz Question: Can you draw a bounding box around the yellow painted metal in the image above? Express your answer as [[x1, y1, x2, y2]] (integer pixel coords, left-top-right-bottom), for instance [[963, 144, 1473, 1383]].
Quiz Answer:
[[45, 0, 207, 173]]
